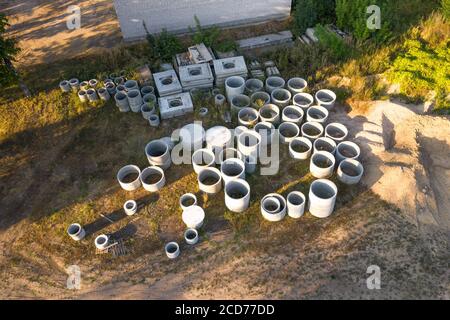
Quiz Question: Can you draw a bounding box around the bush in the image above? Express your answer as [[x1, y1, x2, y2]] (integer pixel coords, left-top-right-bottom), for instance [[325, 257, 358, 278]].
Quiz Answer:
[[189, 15, 236, 52], [442, 0, 450, 19], [0, 13, 21, 87], [293, 0, 336, 34], [315, 24, 353, 61], [144, 24, 182, 62]]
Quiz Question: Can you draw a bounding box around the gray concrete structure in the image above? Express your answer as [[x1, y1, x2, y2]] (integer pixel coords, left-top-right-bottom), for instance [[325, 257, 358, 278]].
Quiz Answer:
[[113, 0, 292, 41]]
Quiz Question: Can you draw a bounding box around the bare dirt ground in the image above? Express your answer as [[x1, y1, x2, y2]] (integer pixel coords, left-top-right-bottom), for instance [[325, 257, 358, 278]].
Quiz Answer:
[[0, 0, 122, 66]]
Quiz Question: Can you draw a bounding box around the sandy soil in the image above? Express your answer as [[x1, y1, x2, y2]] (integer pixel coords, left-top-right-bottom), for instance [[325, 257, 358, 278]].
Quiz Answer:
[[0, 0, 122, 66]]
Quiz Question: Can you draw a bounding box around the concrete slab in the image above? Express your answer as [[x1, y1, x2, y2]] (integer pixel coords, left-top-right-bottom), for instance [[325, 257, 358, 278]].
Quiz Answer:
[[237, 31, 293, 50], [159, 92, 194, 119], [153, 70, 183, 97]]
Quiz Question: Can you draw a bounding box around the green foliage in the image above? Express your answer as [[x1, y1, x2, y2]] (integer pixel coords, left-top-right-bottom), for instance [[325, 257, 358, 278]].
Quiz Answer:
[[189, 15, 236, 52], [442, 0, 450, 19], [0, 13, 21, 87], [293, 0, 336, 34], [315, 24, 353, 61], [144, 23, 182, 62]]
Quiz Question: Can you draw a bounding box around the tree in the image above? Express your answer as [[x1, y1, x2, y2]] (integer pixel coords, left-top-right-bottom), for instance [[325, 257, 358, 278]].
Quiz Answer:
[[0, 13, 21, 87]]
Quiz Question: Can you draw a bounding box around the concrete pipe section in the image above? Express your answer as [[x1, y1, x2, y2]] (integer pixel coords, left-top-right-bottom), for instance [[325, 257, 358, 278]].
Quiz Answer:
[[315, 89, 337, 110], [238, 107, 259, 127], [245, 155, 257, 174], [143, 93, 157, 105], [254, 122, 275, 146], [250, 91, 271, 109], [308, 179, 338, 218], [293, 93, 314, 110], [98, 88, 110, 101], [141, 85, 154, 96], [337, 159, 364, 185], [221, 158, 246, 185], [86, 89, 99, 102], [271, 88, 292, 108], [145, 140, 171, 169], [225, 76, 245, 102], [336, 141, 361, 163], [199, 107, 209, 117], [278, 122, 300, 144], [69, 78, 80, 91], [261, 193, 286, 222], [127, 89, 143, 113], [78, 90, 88, 103], [124, 80, 139, 92], [282, 105, 304, 124], [310, 151, 336, 179], [165, 242, 180, 259], [88, 79, 99, 88], [192, 148, 215, 174], [287, 77, 308, 94], [180, 123, 205, 153], [59, 80, 71, 92], [116, 84, 127, 93], [67, 223, 86, 241], [234, 126, 248, 143], [105, 82, 116, 96], [205, 126, 233, 161], [80, 81, 90, 91], [238, 130, 261, 160], [313, 137, 337, 155], [141, 103, 156, 120], [245, 78, 264, 94], [259, 104, 280, 125], [114, 77, 125, 86], [224, 179, 251, 213], [182, 205, 205, 229], [289, 137, 313, 160], [287, 191, 306, 219], [95, 234, 109, 250], [149, 114, 160, 127], [184, 228, 199, 245], [325, 123, 349, 142], [301, 122, 324, 141], [124, 200, 138, 216], [140, 166, 166, 192], [117, 165, 141, 191], [215, 94, 226, 108], [115, 91, 130, 112], [198, 167, 222, 194], [307, 105, 329, 124], [231, 94, 251, 115], [218, 148, 245, 165], [180, 193, 197, 211], [212, 88, 221, 96], [265, 76, 285, 93]]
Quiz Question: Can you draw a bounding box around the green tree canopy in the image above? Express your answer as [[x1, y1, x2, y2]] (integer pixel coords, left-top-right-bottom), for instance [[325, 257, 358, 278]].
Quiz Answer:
[[0, 13, 21, 87]]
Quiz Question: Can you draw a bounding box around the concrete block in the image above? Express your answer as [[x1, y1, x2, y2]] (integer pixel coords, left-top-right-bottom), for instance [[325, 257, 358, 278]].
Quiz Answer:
[[153, 69, 183, 97], [159, 92, 194, 119], [237, 31, 293, 50]]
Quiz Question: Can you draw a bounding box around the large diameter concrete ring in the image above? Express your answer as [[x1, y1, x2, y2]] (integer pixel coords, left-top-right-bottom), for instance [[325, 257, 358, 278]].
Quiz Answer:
[[123, 200, 138, 216], [250, 91, 271, 109], [335, 141, 361, 163], [254, 122, 275, 146], [180, 193, 197, 211], [287, 77, 308, 95], [289, 137, 313, 160], [117, 165, 142, 191], [238, 130, 261, 160], [245, 78, 264, 95], [221, 158, 246, 185], [238, 107, 259, 127], [182, 205, 205, 229], [278, 122, 300, 144], [337, 159, 364, 185], [192, 148, 216, 174], [140, 166, 166, 192], [165, 242, 180, 259], [325, 123, 349, 142], [258, 104, 280, 125], [224, 179, 251, 213], [271, 88, 292, 108], [95, 234, 109, 250], [286, 191, 306, 219], [261, 193, 286, 222], [145, 140, 172, 169], [198, 167, 222, 194], [315, 89, 337, 110], [310, 151, 336, 179], [282, 105, 304, 124], [225, 76, 245, 102], [265, 76, 285, 93], [301, 122, 324, 141], [67, 223, 86, 241], [307, 105, 329, 124], [293, 92, 314, 110], [218, 148, 245, 165], [184, 228, 199, 245], [308, 179, 337, 218], [313, 137, 337, 155]]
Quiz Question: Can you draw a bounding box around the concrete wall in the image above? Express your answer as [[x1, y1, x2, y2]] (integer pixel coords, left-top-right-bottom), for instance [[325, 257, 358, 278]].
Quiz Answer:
[[113, 0, 292, 40]]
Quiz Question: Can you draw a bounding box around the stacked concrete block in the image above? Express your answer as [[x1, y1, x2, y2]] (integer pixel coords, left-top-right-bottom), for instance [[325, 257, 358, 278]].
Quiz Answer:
[[179, 63, 214, 91], [159, 92, 194, 120], [153, 69, 183, 97], [213, 56, 248, 86]]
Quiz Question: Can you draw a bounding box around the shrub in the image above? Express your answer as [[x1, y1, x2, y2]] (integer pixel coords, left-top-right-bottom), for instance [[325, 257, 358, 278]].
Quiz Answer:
[[0, 13, 21, 87], [315, 24, 353, 61], [144, 23, 182, 62], [189, 15, 236, 52], [293, 0, 336, 35], [442, 0, 450, 20]]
